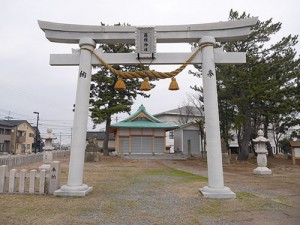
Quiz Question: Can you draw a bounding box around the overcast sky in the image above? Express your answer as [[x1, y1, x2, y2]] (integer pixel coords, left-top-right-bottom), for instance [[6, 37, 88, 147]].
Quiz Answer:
[[1, 0, 299, 144]]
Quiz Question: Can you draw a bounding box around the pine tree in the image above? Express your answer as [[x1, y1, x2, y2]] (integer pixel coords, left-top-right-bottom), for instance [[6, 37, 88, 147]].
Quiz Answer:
[[191, 10, 300, 160], [89, 25, 153, 155]]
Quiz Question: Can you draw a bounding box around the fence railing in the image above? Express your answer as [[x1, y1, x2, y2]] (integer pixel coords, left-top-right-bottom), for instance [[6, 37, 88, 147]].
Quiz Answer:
[[0, 161, 61, 195], [0, 150, 69, 169]]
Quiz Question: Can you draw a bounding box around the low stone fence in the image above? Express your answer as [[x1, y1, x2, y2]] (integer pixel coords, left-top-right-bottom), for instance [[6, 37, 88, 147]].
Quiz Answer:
[[0, 161, 61, 195], [52, 150, 70, 158], [0, 150, 69, 169]]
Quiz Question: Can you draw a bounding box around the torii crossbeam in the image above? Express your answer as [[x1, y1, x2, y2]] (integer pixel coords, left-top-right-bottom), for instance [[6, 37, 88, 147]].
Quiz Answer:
[[39, 17, 257, 198]]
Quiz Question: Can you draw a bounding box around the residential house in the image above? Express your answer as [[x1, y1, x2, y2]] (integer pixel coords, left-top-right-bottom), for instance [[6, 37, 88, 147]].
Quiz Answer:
[[110, 105, 178, 155], [0, 120, 35, 154], [0, 120, 14, 154]]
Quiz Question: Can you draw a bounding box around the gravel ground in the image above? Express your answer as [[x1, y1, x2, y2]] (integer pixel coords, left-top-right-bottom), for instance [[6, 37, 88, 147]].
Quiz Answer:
[[0, 155, 299, 225]]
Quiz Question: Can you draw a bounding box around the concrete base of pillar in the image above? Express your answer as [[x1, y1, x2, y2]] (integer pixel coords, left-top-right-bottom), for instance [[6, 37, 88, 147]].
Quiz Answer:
[[54, 184, 93, 197], [253, 167, 272, 175], [200, 186, 236, 199]]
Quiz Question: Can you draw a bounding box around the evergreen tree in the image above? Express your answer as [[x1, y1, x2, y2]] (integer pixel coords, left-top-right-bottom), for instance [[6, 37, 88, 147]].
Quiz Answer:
[[89, 24, 153, 155], [191, 10, 300, 160]]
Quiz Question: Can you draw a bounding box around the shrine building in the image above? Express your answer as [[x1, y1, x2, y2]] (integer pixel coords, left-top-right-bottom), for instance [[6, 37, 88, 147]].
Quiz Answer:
[[110, 105, 178, 155]]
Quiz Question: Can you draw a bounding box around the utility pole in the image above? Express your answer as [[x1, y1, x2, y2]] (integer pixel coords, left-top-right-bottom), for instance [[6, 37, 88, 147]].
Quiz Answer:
[[60, 132, 62, 149], [33, 112, 39, 153], [4, 111, 13, 120]]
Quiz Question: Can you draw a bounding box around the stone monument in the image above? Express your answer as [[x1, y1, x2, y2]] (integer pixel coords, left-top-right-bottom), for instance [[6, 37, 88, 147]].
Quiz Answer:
[[39, 128, 56, 171], [252, 130, 272, 175], [85, 135, 101, 162], [221, 138, 230, 164]]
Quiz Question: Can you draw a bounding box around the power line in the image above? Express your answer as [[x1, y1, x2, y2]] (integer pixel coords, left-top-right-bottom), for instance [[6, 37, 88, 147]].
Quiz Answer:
[[39, 123, 72, 128]]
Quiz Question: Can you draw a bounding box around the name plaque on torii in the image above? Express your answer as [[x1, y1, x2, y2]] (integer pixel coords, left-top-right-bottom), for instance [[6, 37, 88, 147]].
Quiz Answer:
[[38, 17, 257, 198]]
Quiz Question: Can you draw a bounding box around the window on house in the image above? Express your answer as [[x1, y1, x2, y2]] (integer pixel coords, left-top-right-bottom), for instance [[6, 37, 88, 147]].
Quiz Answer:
[[0, 129, 4, 135], [17, 131, 26, 137], [0, 143, 4, 152], [5, 129, 11, 135], [21, 144, 26, 153], [169, 131, 174, 139], [27, 144, 30, 149]]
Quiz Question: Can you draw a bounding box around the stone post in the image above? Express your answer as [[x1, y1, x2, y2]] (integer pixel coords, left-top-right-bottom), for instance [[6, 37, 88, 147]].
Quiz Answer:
[[221, 138, 230, 164], [29, 169, 37, 194], [19, 169, 26, 193], [253, 130, 272, 175], [49, 161, 61, 194], [0, 165, 7, 193], [39, 169, 46, 194], [39, 128, 56, 171], [199, 36, 236, 198], [8, 169, 16, 193], [55, 38, 96, 196]]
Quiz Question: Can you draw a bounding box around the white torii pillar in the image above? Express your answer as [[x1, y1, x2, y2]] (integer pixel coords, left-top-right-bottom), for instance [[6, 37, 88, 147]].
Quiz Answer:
[[54, 38, 96, 196], [199, 36, 235, 198]]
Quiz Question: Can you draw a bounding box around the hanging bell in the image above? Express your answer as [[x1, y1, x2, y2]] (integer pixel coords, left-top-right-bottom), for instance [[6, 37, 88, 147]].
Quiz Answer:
[[140, 78, 151, 91], [168, 77, 179, 90], [114, 78, 126, 91]]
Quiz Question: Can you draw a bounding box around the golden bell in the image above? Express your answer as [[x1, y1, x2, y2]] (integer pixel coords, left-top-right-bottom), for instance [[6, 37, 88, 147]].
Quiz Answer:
[[140, 78, 151, 91], [168, 77, 179, 90], [114, 78, 126, 91]]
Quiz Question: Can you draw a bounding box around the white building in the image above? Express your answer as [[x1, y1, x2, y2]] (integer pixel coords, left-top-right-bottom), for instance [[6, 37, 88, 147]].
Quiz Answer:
[[154, 106, 204, 153]]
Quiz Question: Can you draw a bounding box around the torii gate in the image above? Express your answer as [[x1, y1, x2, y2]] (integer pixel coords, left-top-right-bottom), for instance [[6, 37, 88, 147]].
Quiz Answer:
[[38, 17, 257, 198]]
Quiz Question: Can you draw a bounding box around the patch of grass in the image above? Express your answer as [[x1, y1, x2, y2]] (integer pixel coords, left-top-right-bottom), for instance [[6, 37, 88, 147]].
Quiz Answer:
[[144, 168, 207, 182], [271, 196, 292, 208], [262, 200, 288, 209], [100, 201, 117, 213], [199, 201, 222, 216], [273, 196, 287, 202], [124, 200, 139, 209], [236, 192, 258, 199], [236, 192, 291, 211]]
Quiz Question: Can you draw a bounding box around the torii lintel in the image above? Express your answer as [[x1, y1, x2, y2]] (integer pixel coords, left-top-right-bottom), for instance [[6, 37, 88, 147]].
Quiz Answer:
[[38, 17, 258, 44], [50, 48, 246, 66]]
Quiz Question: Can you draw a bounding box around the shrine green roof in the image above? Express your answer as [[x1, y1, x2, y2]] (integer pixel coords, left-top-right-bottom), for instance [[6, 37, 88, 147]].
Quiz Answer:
[[111, 120, 177, 129], [122, 104, 162, 123], [110, 105, 178, 130]]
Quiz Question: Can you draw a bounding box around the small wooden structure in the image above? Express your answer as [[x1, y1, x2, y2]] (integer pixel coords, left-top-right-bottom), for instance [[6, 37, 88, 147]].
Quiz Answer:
[[289, 141, 300, 165]]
